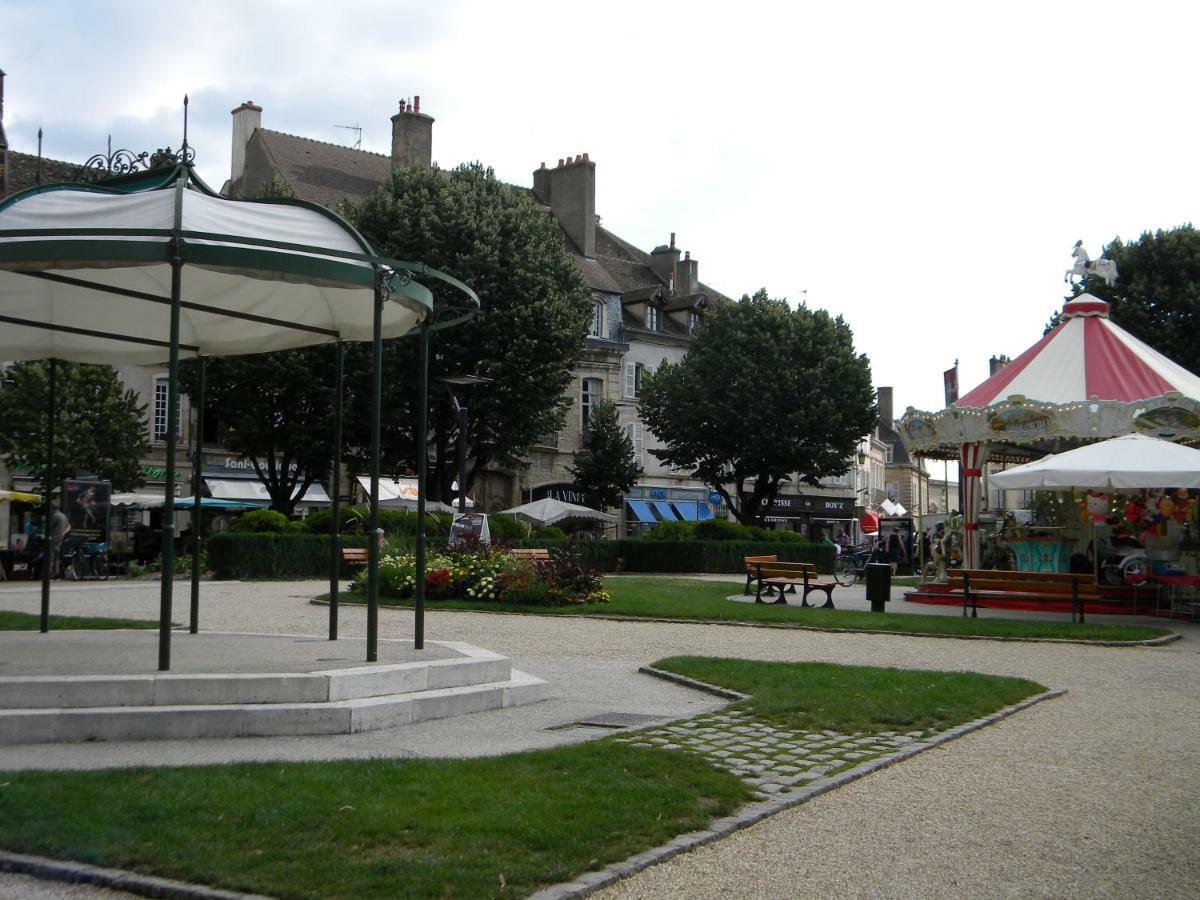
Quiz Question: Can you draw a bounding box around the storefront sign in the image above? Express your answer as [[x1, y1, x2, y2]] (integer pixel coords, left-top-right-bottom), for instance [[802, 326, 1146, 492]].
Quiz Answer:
[[528, 482, 590, 505], [743, 493, 855, 519]]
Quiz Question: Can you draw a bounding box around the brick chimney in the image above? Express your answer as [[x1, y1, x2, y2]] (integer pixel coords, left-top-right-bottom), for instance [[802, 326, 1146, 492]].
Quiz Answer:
[[650, 232, 681, 286], [531, 154, 596, 258], [230, 100, 262, 189], [989, 354, 1011, 376], [877, 386, 894, 426], [675, 249, 698, 295], [391, 95, 433, 169]]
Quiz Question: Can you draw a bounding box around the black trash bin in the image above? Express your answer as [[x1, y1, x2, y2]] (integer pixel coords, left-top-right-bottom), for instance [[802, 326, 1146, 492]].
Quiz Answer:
[[865, 563, 891, 612]]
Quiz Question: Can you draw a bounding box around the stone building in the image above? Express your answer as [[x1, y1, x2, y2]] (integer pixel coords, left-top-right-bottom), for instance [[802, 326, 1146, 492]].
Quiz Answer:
[[224, 97, 738, 528]]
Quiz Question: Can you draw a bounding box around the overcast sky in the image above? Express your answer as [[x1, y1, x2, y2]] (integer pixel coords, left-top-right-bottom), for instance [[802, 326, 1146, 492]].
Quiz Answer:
[[3, 0, 1195, 413]]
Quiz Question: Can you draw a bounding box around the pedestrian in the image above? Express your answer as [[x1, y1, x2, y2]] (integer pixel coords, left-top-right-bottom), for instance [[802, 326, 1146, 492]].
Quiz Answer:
[[887, 531, 904, 575]]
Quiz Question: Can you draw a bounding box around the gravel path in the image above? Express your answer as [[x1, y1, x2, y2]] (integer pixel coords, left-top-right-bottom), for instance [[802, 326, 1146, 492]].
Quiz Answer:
[[1, 579, 1197, 898]]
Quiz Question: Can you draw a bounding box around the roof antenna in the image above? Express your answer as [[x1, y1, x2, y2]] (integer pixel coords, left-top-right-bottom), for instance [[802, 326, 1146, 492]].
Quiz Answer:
[[334, 123, 362, 150], [182, 94, 189, 158]]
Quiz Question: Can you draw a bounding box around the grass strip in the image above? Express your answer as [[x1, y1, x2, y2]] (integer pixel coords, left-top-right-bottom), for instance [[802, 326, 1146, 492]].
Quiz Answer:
[[0, 611, 156, 631], [332, 577, 1169, 643], [0, 743, 748, 899], [652, 656, 1044, 733]]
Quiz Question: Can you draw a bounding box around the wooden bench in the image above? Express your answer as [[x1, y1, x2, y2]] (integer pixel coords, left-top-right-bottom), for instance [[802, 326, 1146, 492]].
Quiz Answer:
[[341, 547, 369, 570], [510, 548, 551, 561], [754, 561, 838, 608], [744, 554, 780, 596], [948, 569, 1101, 623]]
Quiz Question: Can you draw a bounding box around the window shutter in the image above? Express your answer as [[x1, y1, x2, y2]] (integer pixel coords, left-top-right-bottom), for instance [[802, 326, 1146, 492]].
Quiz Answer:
[[624, 362, 637, 399], [626, 422, 643, 466]]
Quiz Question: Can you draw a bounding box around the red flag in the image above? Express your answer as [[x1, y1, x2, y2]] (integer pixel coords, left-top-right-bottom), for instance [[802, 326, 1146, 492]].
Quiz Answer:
[[943, 365, 958, 406]]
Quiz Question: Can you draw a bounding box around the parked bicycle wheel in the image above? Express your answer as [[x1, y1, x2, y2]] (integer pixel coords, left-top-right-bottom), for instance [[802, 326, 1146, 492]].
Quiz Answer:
[[93, 553, 110, 580], [833, 555, 857, 586], [68, 553, 85, 581]]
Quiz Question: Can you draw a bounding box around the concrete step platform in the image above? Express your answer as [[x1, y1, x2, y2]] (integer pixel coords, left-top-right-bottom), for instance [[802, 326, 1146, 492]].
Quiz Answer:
[[0, 632, 547, 745]]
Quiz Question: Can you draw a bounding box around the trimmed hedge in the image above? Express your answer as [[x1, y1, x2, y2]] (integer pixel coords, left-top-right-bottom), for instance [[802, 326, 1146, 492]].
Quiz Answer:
[[208, 532, 369, 580], [207, 534, 835, 580]]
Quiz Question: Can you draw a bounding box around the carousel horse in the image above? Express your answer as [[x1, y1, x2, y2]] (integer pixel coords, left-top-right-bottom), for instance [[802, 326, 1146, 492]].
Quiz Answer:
[[1065, 240, 1118, 287]]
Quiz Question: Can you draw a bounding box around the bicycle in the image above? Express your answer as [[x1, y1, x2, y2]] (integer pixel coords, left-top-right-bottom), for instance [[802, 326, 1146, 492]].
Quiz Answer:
[[62, 539, 110, 580], [833, 543, 874, 586]]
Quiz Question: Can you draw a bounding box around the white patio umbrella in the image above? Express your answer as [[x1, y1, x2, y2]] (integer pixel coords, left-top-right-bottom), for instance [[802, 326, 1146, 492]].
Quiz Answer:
[[990, 434, 1200, 490], [498, 497, 617, 527]]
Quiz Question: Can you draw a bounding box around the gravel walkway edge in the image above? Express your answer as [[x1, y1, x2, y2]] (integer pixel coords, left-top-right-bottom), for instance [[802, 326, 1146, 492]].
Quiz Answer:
[[0, 851, 272, 900], [528, 682, 1069, 900]]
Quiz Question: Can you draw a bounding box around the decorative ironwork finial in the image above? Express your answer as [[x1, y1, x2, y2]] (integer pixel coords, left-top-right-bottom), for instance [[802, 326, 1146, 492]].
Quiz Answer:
[[35, 127, 42, 185]]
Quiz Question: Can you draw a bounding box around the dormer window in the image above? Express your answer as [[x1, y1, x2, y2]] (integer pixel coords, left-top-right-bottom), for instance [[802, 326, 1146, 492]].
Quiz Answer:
[[589, 301, 605, 338], [645, 304, 659, 331], [688, 310, 701, 333]]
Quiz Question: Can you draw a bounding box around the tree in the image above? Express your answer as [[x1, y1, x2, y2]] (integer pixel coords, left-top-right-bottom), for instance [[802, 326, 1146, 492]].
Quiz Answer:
[[0, 361, 150, 492], [343, 162, 593, 501], [568, 401, 640, 509], [1068, 225, 1200, 372], [639, 289, 876, 525], [180, 348, 336, 516]]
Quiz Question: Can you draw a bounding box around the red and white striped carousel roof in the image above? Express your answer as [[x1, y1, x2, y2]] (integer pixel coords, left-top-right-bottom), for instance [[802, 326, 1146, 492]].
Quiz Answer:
[[955, 295, 1200, 408]]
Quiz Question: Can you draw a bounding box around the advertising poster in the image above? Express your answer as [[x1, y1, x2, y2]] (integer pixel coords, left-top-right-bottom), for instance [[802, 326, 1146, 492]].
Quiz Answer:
[[63, 479, 111, 542]]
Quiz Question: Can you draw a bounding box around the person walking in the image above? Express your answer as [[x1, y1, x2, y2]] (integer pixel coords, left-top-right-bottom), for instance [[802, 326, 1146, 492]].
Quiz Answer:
[[887, 531, 904, 575]]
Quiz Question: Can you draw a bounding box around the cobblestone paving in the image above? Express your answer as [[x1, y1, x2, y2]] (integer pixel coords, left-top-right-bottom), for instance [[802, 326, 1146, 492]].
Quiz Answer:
[[614, 708, 933, 799]]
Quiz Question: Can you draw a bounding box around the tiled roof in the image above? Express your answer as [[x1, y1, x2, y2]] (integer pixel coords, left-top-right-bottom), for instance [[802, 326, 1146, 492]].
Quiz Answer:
[[663, 293, 707, 312], [4, 151, 80, 197], [255, 129, 392, 208]]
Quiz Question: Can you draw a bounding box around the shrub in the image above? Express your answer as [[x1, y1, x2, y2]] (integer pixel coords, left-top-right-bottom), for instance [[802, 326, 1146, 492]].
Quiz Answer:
[[693, 518, 752, 541], [487, 514, 528, 540], [641, 520, 696, 541], [532, 525, 568, 541], [230, 508, 289, 533]]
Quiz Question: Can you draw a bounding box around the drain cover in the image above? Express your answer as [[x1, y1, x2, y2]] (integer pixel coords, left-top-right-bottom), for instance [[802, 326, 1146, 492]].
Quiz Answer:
[[568, 712, 666, 730]]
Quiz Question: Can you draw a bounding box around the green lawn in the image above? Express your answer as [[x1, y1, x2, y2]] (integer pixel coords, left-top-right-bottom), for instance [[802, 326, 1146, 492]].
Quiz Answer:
[[334, 576, 1170, 643], [0, 611, 157, 631], [0, 658, 1041, 899]]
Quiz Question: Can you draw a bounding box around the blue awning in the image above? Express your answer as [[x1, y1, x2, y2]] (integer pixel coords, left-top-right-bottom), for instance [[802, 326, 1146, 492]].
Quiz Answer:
[[673, 502, 699, 521], [697, 504, 714, 520], [627, 500, 656, 523], [651, 500, 680, 521]]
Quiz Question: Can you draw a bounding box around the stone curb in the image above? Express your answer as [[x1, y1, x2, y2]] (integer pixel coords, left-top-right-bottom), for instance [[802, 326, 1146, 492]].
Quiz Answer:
[[528, 685, 1068, 900], [0, 849, 272, 899], [311, 597, 1181, 647], [635, 666, 749, 701]]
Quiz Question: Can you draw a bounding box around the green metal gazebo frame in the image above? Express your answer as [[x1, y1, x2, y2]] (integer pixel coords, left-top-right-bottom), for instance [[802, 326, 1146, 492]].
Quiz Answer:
[[0, 139, 477, 670]]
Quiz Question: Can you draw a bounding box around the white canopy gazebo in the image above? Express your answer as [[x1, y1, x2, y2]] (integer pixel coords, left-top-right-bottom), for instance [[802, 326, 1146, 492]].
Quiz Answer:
[[0, 147, 477, 667]]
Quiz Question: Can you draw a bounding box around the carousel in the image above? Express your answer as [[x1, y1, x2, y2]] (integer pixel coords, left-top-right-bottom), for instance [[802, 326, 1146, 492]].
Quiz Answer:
[[898, 245, 1200, 614]]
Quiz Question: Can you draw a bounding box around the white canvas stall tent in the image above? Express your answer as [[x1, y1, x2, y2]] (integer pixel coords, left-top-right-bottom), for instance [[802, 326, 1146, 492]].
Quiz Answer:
[[989, 434, 1200, 490], [499, 497, 617, 527], [0, 157, 478, 667]]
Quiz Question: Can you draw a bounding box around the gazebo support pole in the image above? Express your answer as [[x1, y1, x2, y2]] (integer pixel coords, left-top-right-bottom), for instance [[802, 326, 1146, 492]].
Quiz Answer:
[[328, 340, 343, 641], [39, 357, 56, 633], [189, 357, 206, 634], [367, 285, 383, 662], [159, 240, 183, 672], [414, 321, 430, 651]]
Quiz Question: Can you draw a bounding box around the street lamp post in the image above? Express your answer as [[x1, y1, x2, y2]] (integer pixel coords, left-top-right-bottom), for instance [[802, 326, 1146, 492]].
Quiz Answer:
[[437, 375, 493, 516]]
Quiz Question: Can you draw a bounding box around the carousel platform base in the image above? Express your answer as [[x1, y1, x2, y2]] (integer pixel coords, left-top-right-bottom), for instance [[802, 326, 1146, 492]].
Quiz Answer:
[[903, 582, 1156, 616], [0, 631, 547, 745]]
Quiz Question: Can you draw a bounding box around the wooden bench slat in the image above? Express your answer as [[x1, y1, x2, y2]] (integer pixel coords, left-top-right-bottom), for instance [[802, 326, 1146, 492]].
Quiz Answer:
[[753, 560, 837, 609]]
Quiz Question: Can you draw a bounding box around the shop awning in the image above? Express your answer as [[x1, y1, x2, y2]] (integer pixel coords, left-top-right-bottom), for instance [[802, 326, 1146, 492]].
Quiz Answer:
[[207, 478, 329, 505], [860, 511, 880, 534], [0, 489, 42, 503], [651, 500, 679, 521], [627, 500, 656, 523], [673, 502, 699, 521]]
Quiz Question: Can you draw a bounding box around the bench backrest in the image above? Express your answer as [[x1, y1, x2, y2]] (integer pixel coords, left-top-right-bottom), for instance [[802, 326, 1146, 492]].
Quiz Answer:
[[745, 554, 778, 572], [511, 548, 551, 560], [756, 561, 818, 580], [950, 570, 1099, 596], [342, 548, 369, 562]]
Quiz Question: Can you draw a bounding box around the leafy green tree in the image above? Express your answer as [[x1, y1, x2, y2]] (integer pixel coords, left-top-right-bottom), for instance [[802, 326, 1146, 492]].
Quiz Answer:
[[180, 348, 336, 516], [639, 289, 876, 525], [0, 361, 150, 492], [1069, 225, 1200, 372], [343, 162, 593, 501], [568, 401, 640, 509]]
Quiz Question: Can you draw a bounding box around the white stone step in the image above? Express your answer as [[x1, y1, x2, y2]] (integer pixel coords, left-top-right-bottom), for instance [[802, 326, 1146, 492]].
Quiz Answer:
[[0, 670, 547, 745]]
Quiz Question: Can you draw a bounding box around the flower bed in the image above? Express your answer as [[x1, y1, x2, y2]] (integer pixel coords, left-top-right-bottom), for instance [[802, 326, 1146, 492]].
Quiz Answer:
[[352, 544, 609, 606]]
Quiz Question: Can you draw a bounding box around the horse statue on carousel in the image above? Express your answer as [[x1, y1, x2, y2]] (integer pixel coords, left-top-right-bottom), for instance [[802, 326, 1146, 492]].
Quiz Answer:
[[1064, 240, 1118, 287]]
